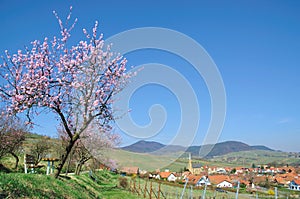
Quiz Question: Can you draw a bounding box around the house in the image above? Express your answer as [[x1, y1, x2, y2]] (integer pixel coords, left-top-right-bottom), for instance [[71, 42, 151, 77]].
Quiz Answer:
[[273, 173, 297, 187], [289, 179, 300, 191], [167, 173, 177, 182], [182, 171, 191, 179], [157, 171, 177, 182], [182, 174, 211, 186], [148, 172, 159, 179], [274, 176, 291, 187], [230, 175, 250, 188], [196, 176, 211, 187], [208, 166, 218, 174], [235, 167, 250, 174], [120, 166, 139, 176], [216, 167, 227, 174], [217, 180, 233, 188], [209, 175, 233, 188]]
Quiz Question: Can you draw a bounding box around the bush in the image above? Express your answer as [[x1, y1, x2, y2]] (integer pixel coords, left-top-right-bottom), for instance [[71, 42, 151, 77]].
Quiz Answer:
[[131, 174, 137, 180], [267, 189, 275, 195], [118, 177, 128, 189]]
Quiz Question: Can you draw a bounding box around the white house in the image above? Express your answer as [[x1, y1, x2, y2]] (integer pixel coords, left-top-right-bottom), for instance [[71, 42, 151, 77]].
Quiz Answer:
[[157, 172, 177, 182], [216, 168, 227, 174], [167, 173, 177, 182], [217, 180, 233, 188], [209, 175, 232, 188], [196, 176, 211, 187], [289, 180, 300, 191]]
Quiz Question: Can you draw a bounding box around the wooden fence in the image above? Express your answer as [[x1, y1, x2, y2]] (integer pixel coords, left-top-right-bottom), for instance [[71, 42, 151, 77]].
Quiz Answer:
[[128, 179, 227, 199]]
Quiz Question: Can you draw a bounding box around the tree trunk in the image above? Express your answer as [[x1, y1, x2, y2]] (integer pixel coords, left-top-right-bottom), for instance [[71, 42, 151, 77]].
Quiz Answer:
[[75, 158, 89, 175], [55, 137, 78, 178], [65, 149, 74, 175], [75, 162, 81, 175], [10, 152, 19, 170], [78, 163, 83, 175]]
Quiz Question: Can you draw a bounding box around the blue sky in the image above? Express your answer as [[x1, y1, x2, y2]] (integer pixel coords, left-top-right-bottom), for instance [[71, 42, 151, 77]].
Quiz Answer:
[[0, 0, 299, 152]]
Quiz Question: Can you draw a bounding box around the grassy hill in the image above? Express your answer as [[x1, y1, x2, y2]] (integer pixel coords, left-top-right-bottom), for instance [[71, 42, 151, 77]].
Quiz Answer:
[[210, 150, 300, 167], [108, 149, 183, 171], [110, 148, 300, 171], [0, 170, 141, 199], [109, 149, 250, 172]]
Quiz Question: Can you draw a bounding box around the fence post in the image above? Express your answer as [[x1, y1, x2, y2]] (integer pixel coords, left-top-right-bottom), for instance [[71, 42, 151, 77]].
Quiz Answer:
[[150, 181, 153, 199], [202, 180, 208, 199], [134, 180, 138, 194], [180, 178, 188, 199], [130, 180, 132, 192], [144, 181, 147, 198], [139, 179, 141, 192], [235, 181, 240, 199], [158, 183, 161, 199], [24, 154, 28, 174], [188, 186, 192, 199]]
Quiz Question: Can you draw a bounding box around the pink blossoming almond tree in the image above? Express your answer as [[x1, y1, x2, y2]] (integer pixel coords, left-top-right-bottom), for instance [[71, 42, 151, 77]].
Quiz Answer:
[[0, 7, 130, 178]]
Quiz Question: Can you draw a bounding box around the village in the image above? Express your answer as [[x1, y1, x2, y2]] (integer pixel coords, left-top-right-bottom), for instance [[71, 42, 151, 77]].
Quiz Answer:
[[120, 154, 300, 194]]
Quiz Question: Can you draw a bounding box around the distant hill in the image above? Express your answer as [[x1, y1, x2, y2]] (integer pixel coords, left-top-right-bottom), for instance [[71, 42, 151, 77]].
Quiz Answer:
[[121, 140, 165, 153], [121, 140, 274, 158], [251, 145, 274, 151], [210, 150, 300, 167]]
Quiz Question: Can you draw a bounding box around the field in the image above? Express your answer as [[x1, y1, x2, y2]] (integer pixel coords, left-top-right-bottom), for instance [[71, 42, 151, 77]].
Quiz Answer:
[[108, 149, 183, 172]]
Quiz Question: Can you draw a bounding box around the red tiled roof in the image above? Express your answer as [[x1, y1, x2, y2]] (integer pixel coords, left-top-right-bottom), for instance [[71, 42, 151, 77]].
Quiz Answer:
[[209, 175, 231, 185], [159, 172, 172, 179], [275, 176, 290, 185], [187, 175, 202, 184], [293, 179, 300, 185], [182, 171, 191, 177], [121, 167, 139, 174]]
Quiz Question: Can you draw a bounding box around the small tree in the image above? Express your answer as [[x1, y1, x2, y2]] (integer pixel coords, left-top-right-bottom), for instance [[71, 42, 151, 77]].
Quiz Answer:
[[230, 168, 237, 174], [119, 177, 129, 189], [0, 7, 130, 178], [0, 116, 26, 169], [29, 136, 52, 165], [73, 141, 91, 175], [60, 121, 120, 175]]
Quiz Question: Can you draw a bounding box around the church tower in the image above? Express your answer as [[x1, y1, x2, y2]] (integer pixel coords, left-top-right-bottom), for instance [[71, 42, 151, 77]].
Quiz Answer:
[[188, 153, 193, 173]]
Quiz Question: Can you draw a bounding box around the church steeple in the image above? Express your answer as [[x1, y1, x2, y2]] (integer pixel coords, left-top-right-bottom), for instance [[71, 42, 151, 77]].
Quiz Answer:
[[188, 153, 193, 174]]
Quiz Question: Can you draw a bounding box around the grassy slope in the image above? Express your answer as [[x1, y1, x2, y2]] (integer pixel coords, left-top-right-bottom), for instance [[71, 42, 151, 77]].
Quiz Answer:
[[109, 149, 181, 171], [0, 171, 141, 199]]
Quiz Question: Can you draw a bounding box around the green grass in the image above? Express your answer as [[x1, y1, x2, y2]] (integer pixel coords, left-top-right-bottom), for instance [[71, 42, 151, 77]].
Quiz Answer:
[[0, 170, 142, 199], [108, 149, 181, 171], [109, 149, 241, 173]]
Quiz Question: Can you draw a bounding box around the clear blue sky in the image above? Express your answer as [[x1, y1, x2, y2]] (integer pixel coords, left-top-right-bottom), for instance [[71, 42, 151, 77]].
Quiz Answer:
[[0, 0, 299, 152]]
